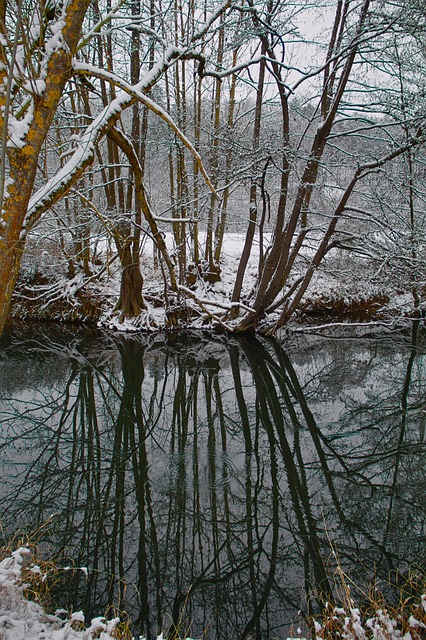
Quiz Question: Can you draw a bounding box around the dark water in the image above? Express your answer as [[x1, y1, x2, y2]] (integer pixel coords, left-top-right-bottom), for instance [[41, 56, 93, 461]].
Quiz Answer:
[[0, 322, 425, 639]]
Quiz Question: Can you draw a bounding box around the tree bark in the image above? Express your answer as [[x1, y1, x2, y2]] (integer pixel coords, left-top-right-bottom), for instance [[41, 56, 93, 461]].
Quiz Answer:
[[116, 244, 146, 317], [0, 0, 91, 336]]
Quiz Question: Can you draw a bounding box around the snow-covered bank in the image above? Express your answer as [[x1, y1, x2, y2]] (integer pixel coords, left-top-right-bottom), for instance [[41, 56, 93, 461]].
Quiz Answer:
[[0, 548, 122, 640], [0, 548, 201, 640], [11, 233, 419, 334]]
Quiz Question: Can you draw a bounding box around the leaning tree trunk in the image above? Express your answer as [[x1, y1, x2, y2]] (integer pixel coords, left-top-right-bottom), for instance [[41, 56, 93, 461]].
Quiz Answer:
[[0, 0, 91, 337], [234, 0, 372, 333]]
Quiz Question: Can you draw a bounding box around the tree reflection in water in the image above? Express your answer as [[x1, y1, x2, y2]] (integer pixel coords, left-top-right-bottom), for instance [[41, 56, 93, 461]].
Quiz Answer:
[[0, 324, 425, 639]]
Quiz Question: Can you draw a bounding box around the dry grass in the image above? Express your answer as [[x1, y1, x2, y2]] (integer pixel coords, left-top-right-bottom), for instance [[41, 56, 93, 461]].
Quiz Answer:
[[0, 524, 133, 639], [0, 525, 59, 609], [306, 563, 426, 640]]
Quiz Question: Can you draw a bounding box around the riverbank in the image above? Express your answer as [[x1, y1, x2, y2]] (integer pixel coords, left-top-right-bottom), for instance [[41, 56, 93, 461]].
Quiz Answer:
[[0, 548, 121, 640], [9, 233, 420, 333]]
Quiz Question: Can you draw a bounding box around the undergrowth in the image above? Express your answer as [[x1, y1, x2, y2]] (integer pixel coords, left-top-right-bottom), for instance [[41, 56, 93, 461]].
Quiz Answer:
[[1, 530, 425, 639], [294, 562, 426, 640], [0, 528, 133, 639]]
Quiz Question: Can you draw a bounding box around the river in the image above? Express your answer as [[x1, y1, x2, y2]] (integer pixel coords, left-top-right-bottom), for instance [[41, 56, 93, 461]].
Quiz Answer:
[[0, 322, 425, 639]]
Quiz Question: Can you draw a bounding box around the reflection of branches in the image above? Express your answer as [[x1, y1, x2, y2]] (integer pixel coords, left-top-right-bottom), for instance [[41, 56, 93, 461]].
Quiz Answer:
[[268, 337, 423, 577], [239, 337, 333, 620], [380, 320, 421, 561], [269, 340, 397, 565], [1, 327, 426, 638]]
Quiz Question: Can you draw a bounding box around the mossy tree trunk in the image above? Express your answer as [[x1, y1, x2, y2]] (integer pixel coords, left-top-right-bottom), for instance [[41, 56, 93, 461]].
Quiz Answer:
[[0, 0, 91, 336]]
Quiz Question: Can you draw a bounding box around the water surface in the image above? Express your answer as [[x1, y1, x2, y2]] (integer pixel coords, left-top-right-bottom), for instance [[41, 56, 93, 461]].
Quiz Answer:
[[0, 323, 425, 639]]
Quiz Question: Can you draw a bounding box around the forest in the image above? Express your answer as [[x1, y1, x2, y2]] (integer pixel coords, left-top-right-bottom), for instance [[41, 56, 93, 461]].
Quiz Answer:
[[0, 0, 425, 336]]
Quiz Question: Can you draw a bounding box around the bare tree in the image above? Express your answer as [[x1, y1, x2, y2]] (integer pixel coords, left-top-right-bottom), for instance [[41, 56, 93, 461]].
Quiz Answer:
[[1, 0, 425, 335], [230, 0, 425, 332]]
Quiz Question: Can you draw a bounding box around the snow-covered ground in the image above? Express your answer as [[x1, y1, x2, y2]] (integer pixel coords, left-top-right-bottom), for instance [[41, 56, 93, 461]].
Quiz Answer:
[[0, 548, 122, 640], [13, 231, 419, 332], [102, 232, 418, 332]]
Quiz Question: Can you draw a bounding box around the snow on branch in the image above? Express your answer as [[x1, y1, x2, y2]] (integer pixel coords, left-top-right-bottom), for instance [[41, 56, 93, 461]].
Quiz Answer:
[[190, 0, 236, 43], [24, 46, 180, 231], [25, 2, 231, 234], [77, 0, 128, 51], [72, 61, 218, 194]]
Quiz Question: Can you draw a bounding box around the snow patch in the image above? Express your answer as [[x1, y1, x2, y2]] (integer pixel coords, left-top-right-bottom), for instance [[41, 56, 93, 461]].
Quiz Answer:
[[0, 548, 119, 640], [7, 104, 34, 149]]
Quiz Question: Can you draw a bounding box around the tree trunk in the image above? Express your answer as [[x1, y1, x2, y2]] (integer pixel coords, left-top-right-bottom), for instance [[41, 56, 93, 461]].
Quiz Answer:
[[116, 245, 146, 318], [235, 0, 372, 332], [230, 44, 267, 317], [0, 0, 91, 336]]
